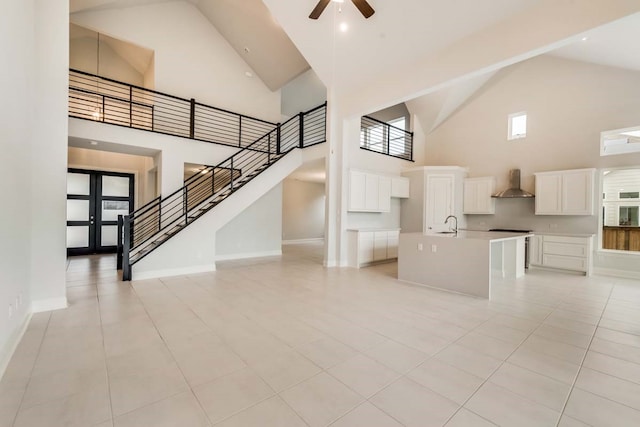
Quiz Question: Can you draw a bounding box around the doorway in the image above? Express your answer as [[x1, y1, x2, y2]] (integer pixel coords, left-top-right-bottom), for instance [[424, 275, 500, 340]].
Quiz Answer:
[[66, 168, 134, 256]]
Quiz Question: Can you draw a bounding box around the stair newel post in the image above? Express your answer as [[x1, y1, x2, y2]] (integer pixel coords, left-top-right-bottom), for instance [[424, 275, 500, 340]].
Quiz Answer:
[[298, 112, 304, 149], [238, 116, 242, 147], [211, 166, 215, 197], [117, 215, 123, 270], [157, 200, 161, 233], [189, 98, 195, 139], [122, 216, 132, 281], [386, 124, 391, 156], [129, 86, 133, 127], [409, 131, 414, 161], [183, 186, 188, 224], [268, 133, 271, 164], [230, 158, 234, 191], [276, 123, 281, 155]]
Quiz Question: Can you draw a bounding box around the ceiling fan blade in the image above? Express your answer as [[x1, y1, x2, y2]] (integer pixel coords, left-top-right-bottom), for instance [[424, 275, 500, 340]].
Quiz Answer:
[[351, 0, 375, 18], [309, 0, 331, 19]]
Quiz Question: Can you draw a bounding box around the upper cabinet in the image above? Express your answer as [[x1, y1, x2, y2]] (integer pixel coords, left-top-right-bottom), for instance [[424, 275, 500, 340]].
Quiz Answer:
[[463, 177, 496, 214], [391, 177, 410, 198], [535, 168, 596, 215], [348, 170, 407, 213]]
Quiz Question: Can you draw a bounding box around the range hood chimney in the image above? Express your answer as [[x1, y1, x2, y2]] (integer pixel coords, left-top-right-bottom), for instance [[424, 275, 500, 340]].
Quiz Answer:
[[492, 169, 535, 198]]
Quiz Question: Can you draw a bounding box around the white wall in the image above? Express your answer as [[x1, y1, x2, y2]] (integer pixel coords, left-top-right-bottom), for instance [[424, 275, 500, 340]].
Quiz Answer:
[[282, 179, 325, 242], [424, 55, 640, 275], [281, 69, 326, 119], [216, 184, 283, 259], [71, 1, 281, 123], [68, 147, 156, 207], [0, 0, 68, 375], [70, 36, 144, 87]]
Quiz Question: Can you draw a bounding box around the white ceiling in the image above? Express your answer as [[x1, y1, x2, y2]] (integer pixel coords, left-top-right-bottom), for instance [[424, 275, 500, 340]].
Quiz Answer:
[[262, 0, 543, 93], [71, 0, 309, 90], [550, 12, 640, 72]]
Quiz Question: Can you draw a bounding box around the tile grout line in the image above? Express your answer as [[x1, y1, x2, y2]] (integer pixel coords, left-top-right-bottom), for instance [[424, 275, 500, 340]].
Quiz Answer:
[[10, 312, 52, 427], [438, 297, 568, 426], [96, 280, 116, 426], [554, 282, 615, 427]]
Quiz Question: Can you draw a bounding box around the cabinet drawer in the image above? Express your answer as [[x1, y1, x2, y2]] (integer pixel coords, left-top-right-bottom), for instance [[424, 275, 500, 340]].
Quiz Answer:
[[544, 242, 587, 257], [543, 235, 588, 245], [543, 254, 587, 272]]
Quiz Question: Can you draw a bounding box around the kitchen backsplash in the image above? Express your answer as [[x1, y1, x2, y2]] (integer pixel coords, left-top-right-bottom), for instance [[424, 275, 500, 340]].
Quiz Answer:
[[464, 198, 599, 234]]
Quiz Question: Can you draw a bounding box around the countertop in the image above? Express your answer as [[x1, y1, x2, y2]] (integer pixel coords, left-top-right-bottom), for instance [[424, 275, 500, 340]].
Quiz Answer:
[[347, 228, 401, 232], [409, 230, 533, 242]]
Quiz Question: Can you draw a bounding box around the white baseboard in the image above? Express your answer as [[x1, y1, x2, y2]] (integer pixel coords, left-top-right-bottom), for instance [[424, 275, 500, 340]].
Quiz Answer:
[[593, 267, 640, 280], [31, 297, 68, 313], [0, 311, 32, 381], [133, 264, 216, 281], [215, 250, 282, 262], [282, 238, 324, 245]]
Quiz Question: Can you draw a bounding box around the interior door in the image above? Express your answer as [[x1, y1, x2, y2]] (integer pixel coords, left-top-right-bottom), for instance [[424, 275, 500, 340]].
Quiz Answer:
[[67, 169, 134, 256], [425, 174, 453, 232]]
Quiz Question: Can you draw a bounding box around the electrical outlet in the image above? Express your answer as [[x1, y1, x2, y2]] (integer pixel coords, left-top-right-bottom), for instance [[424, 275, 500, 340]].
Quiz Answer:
[[431, 244, 437, 253], [417, 243, 423, 251]]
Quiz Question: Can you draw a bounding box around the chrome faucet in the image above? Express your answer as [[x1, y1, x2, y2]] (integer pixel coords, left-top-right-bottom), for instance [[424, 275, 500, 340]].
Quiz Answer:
[[444, 215, 458, 234]]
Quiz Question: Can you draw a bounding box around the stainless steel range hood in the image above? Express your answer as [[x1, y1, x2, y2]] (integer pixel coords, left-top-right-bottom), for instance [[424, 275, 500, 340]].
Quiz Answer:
[[492, 169, 535, 198]]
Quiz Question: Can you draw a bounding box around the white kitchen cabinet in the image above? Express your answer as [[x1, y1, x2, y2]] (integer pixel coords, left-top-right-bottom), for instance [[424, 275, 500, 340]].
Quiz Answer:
[[379, 177, 392, 212], [535, 169, 595, 215], [347, 229, 400, 267], [348, 171, 367, 211], [463, 177, 496, 214], [529, 234, 593, 275], [348, 170, 395, 212], [391, 177, 410, 198], [528, 235, 543, 266]]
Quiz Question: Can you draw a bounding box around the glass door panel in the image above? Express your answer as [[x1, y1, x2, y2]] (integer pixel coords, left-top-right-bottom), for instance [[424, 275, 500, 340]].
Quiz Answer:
[[67, 226, 89, 248], [102, 175, 130, 197]]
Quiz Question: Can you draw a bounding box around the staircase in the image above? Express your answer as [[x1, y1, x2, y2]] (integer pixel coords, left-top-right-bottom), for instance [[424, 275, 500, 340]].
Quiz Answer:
[[118, 102, 327, 280], [67, 69, 326, 280]]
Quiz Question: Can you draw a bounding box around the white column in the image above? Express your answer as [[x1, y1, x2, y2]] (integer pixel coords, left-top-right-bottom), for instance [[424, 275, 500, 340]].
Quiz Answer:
[[30, 0, 69, 311]]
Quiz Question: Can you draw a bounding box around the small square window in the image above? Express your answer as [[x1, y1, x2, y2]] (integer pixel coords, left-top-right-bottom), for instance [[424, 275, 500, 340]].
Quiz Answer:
[[508, 112, 527, 140]]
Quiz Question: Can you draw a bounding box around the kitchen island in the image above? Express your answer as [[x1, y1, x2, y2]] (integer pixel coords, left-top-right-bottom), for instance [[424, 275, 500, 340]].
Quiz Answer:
[[398, 230, 532, 298]]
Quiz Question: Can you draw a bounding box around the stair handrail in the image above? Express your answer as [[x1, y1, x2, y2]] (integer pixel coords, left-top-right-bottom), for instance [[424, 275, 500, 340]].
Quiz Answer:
[[120, 102, 327, 278]]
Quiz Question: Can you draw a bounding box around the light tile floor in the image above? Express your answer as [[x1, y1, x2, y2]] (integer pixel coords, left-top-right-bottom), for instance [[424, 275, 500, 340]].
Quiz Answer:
[[2, 242, 640, 426]]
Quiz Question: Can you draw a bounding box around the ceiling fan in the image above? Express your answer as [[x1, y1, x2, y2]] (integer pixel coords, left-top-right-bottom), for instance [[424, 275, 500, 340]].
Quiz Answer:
[[309, 0, 375, 20]]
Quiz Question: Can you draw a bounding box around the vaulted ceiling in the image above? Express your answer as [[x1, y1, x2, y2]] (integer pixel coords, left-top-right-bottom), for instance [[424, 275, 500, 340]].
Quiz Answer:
[[70, 0, 640, 127]]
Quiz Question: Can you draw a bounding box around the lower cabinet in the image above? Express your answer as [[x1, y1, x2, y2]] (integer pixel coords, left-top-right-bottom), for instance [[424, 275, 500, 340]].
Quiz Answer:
[[348, 229, 400, 267], [529, 234, 593, 275]]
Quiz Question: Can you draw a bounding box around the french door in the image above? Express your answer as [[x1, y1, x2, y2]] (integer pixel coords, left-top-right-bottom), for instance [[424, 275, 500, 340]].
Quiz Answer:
[[66, 169, 134, 256]]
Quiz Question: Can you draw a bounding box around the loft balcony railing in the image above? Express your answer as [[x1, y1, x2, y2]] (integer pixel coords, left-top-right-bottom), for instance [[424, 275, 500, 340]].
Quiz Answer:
[[360, 115, 414, 161], [68, 69, 277, 149]]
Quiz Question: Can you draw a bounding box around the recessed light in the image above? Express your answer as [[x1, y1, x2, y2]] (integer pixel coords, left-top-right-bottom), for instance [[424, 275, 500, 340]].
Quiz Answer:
[[245, 71, 253, 78], [90, 140, 98, 146], [581, 36, 589, 41], [339, 22, 348, 32]]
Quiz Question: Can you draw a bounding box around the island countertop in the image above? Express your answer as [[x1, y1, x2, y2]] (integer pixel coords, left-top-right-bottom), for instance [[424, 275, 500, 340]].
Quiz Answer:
[[412, 230, 534, 242]]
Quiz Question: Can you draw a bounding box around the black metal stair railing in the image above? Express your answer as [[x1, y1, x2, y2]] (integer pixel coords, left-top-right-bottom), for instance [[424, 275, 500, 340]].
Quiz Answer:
[[360, 115, 414, 161], [119, 102, 327, 280], [69, 69, 277, 149]]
